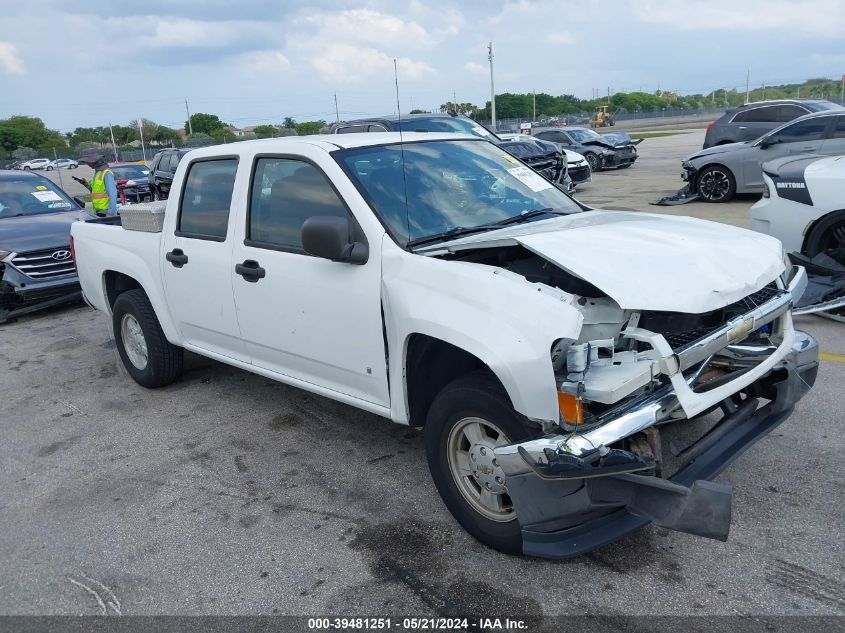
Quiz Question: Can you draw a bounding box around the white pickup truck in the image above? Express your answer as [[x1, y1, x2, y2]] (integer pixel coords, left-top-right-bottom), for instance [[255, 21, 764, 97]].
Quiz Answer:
[[71, 133, 819, 559]]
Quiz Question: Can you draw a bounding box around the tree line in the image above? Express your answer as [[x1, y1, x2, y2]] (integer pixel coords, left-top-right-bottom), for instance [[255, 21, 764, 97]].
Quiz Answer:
[[437, 77, 845, 121]]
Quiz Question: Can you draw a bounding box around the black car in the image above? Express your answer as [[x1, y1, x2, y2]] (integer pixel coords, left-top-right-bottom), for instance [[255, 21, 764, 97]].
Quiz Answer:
[[148, 148, 190, 200], [534, 126, 638, 171], [703, 99, 842, 148], [110, 163, 152, 202], [0, 170, 87, 323], [330, 114, 566, 184]]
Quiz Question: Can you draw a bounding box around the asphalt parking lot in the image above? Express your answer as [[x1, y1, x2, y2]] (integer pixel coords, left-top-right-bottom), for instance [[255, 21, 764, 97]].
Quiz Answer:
[[2, 131, 844, 619]]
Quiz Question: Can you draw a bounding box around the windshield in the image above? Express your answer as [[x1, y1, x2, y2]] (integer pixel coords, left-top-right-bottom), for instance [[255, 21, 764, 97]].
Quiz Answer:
[[395, 117, 500, 142], [335, 139, 580, 246], [566, 128, 603, 142], [110, 165, 149, 180], [0, 177, 77, 218]]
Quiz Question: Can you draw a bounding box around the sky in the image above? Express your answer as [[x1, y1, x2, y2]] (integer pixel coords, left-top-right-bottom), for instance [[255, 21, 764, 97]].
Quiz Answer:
[[1, 0, 844, 133]]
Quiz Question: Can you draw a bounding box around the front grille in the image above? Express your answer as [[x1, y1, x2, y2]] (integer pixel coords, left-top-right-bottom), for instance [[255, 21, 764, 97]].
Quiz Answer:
[[11, 247, 77, 280], [726, 283, 782, 315], [642, 283, 784, 353]]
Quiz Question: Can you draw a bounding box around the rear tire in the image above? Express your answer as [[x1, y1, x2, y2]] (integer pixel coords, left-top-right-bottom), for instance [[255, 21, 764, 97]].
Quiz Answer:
[[585, 152, 601, 172], [696, 165, 736, 203], [112, 289, 183, 388], [424, 370, 537, 555]]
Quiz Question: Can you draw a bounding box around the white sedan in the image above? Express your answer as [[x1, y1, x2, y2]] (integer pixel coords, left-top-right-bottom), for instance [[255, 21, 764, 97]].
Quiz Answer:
[[46, 158, 79, 170], [751, 154, 845, 319]]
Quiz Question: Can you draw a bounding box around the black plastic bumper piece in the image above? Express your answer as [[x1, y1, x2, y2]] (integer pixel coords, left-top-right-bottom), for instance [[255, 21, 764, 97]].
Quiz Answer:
[[520, 404, 795, 559]]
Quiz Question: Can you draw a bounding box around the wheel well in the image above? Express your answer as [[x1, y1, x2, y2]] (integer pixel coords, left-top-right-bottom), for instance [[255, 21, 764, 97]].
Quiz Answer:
[[405, 334, 504, 427], [801, 209, 845, 254], [104, 271, 143, 309]]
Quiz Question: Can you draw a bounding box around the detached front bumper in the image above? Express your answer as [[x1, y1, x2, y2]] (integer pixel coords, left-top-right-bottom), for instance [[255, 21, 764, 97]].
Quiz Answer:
[[494, 270, 819, 559]]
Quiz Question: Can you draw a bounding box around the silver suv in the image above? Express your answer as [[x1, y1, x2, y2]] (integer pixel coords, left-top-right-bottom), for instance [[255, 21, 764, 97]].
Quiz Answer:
[[703, 99, 842, 148]]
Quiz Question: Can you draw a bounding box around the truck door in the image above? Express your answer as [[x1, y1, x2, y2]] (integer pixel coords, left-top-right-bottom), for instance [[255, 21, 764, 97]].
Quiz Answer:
[[161, 157, 246, 360], [230, 155, 389, 408]]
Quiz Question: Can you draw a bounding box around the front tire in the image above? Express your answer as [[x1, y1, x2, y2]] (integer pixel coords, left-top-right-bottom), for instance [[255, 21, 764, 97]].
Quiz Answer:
[[424, 371, 537, 555], [112, 289, 183, 388], [696, 165, 736, 203], [805, 211, 845, 322]]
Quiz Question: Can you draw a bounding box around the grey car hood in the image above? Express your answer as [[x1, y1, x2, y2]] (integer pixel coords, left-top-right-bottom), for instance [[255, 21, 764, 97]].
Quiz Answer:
[[687, 141, 751, 162], [0, 210, 81, 253], [421, 211, 784, 313]]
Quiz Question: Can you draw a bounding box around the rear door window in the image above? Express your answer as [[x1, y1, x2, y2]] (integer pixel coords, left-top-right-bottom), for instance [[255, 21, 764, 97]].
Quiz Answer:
[[734, 106, 780, 123], [177, 159, 238, 240], [777, 105, 809, 122]]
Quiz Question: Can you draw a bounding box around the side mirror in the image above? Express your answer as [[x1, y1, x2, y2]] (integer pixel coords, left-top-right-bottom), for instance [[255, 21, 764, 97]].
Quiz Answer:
[[73, 195, 87, 209], [302, 216, 368, 264], [759, 140, 770, 149]]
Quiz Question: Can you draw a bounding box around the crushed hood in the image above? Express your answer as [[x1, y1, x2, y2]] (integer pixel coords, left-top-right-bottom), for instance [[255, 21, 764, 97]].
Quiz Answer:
[[424, 211, 785, 313]]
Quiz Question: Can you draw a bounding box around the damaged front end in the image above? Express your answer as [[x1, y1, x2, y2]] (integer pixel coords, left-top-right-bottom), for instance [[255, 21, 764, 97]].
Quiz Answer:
[[494, 266, 819, 558]]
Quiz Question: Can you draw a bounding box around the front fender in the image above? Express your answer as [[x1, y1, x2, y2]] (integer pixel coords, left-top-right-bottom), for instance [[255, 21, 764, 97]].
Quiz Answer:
[[381, 239, 583, 424]]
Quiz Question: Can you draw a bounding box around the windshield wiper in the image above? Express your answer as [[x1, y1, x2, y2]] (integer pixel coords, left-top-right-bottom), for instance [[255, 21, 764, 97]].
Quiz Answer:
[[406, 224, 502, 248], [406, 208, 560, 249], [494, 207, 557, 226]]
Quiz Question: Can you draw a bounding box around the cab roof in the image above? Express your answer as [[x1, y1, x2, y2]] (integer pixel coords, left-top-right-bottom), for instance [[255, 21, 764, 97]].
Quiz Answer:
[[183, 132, 481, 158]]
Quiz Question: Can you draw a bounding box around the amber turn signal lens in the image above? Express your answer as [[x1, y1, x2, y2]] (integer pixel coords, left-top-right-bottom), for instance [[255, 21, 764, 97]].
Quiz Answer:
[[557, 391, 584, 426]]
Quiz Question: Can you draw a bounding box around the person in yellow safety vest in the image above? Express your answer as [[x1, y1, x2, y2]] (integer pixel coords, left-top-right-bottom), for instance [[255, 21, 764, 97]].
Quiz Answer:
[[76, 148, 118, 217]]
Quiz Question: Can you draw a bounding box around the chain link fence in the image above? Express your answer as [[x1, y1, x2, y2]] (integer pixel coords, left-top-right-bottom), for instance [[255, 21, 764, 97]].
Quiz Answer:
[[484, 105, 733, 132]]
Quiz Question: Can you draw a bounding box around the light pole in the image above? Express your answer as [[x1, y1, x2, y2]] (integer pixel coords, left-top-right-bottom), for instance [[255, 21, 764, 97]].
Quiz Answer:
[[488, 42, 496, 131]]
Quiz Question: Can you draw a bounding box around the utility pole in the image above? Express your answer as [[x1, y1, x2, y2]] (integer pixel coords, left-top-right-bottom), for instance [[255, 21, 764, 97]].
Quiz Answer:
[[185, 99, 193, 135], [488, 42, 496, 131], [745, 69, 750, 104], [841, 75, 844, 105], [138, 118, 147, 163], [334, 92, 340, 122], [108, 122, 119, 162], [762, 83, 766, 100], [532, 90, 536, 122], [607, 86, 610, 105]]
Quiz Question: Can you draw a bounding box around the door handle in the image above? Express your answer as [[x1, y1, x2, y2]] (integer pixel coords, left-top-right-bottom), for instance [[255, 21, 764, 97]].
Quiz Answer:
[[166, 248, 188, 268], [235, 260, 266, 282]]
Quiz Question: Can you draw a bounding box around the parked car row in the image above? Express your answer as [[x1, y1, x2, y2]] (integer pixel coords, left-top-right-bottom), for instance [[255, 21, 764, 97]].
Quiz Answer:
[[682, 108, 845, 203], [2, 158, 79, 171]]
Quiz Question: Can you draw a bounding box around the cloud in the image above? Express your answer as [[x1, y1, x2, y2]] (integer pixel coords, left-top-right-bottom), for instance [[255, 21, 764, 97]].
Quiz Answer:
[[240, 50, 291, 74], [0, 41, 25, 74], [311, 44, 435, 83], [301, 9, 432, 48], [633, 0, 845, 37], [464, 62, 488, 77]]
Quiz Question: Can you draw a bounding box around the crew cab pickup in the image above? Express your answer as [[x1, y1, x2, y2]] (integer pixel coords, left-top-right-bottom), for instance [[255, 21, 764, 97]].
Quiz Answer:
[[70, 133, 819, 559]]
